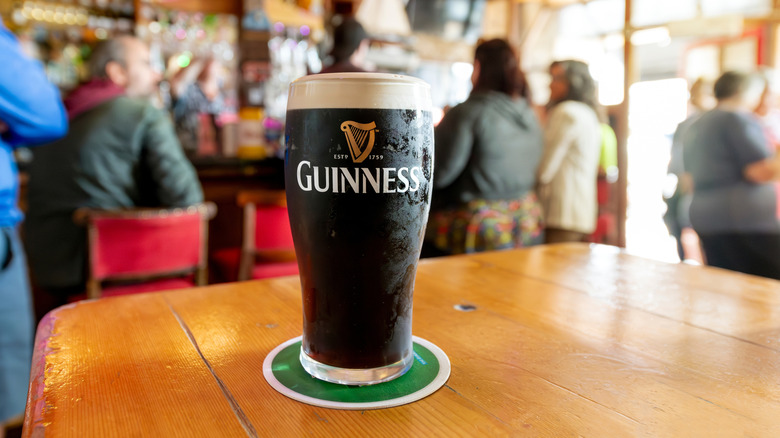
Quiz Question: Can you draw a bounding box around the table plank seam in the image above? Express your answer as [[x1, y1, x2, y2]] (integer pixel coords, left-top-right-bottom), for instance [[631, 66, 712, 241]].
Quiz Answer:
[[442, 384, 512, 428], [523, 368, 642, 426], [164, 298, 261, 438]]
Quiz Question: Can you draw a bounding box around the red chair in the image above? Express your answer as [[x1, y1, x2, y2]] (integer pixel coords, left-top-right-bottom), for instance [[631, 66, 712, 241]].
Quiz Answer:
[[212, 190, 298, 282], [589, 176, 617, 244], [74, 202, 217, 299]]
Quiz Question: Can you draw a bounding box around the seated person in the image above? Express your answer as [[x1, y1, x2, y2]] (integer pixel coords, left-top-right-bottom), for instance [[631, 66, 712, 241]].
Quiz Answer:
[[25, 36, 203, 318]]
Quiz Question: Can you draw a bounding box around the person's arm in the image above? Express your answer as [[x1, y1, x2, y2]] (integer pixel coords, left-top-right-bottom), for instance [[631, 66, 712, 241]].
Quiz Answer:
[[724, 112, 779, 183], [140, 105, 204, 207], [744, 155, 780, 182], [537, 105, 577, 184], [169, 59, 207, 99], [433, 104, 475, 189], [0, 23, 67, 147], [668, 120, 688, 177], [598, 123, 618, 175]]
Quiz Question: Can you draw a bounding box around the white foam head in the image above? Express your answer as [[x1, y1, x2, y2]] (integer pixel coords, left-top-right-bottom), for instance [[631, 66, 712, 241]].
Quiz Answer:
[[287, 73, 432, 111]]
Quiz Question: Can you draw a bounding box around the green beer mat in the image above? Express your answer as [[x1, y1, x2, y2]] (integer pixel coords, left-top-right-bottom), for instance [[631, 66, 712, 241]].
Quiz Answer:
[[262, 336, 451, 410]]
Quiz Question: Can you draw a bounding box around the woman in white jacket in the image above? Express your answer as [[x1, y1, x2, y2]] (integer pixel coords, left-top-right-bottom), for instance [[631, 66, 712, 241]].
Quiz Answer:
[[538, 60, 603, 243]]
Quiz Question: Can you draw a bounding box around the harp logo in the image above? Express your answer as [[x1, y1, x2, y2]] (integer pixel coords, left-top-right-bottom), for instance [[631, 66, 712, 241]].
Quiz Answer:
[[341, 121, 377, 163]]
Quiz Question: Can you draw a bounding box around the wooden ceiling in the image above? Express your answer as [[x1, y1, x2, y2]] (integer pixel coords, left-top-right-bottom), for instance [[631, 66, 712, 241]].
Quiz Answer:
[[143, 0, 322, 29], [144, 0, 242, 15]]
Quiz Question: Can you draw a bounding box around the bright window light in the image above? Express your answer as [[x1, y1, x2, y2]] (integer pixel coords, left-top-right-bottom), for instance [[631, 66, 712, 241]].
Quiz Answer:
[[630, 27, 671, 46]]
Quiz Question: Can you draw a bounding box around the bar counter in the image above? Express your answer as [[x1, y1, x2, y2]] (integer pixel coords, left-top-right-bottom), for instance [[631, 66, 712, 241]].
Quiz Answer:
[[191, 156, 284, 260]]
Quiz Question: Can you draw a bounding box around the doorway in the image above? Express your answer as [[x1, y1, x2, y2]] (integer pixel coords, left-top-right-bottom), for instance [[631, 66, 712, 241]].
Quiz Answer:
[[625, 78, 689, 262]]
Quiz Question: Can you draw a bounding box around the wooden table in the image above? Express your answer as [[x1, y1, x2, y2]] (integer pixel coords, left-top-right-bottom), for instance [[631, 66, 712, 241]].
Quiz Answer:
[[22, 243, 780, 437]]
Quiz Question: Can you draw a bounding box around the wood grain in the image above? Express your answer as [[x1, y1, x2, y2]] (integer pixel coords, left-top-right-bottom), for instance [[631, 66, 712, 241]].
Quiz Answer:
[[23, 243, 780, 437]]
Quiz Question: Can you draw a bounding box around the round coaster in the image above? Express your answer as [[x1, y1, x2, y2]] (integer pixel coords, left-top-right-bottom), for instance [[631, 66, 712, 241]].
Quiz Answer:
[[263, 336, 450, 410]]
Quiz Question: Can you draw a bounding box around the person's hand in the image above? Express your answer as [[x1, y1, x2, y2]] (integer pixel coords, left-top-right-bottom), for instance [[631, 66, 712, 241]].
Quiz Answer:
[[0, 120, 8, 135], [170, 58, 207, 98]]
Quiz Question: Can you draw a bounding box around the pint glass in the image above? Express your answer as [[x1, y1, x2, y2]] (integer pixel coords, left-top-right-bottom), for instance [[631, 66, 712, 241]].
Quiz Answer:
[[284, 73, 433, 385]]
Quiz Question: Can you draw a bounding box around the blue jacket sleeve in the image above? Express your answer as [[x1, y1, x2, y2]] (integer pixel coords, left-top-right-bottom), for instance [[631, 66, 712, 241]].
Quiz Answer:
[[0, 21, 68, 147]]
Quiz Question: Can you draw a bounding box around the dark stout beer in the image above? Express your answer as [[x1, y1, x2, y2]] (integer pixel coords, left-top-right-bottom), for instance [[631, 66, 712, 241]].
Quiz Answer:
[[285, 73, 433, 385]]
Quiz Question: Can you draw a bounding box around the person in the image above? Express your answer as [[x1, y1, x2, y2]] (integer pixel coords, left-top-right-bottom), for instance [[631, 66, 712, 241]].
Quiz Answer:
[[598, 122, 618, 179], [538, 60, 603, 243], [0, 19, 67, 435], [753, 69, 780, 221], [320, 17, 369, 74], [25, 36, 204, 318], [170, 58, 224, 157], [665, 78, 714, 261], [683, 70, 780, 279], [588, 121, 619, 244], [754, 68, 780, 149], [424, 39, 544, 255]]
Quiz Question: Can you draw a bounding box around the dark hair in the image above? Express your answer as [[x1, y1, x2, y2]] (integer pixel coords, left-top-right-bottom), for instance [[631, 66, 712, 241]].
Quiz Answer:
[[472, 39, 520, 97], [549, 59, 602, 119], [330, 18, 367, 62], [713, 70, 759, 100], [88, 36, 131, 79]]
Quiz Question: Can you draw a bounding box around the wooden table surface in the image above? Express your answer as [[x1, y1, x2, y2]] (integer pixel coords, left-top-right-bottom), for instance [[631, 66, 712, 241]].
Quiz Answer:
[[22, 243, 780, 437]]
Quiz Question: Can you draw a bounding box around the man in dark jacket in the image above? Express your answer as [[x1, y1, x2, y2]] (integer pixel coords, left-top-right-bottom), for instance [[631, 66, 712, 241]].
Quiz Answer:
[[320, 18, 369, 74], [26, 36, 203, 317]]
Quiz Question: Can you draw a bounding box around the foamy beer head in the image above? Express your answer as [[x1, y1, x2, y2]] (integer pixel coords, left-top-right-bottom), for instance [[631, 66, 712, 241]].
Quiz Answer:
[[287, 73, 432, 111], [284, 73, 434, 385]]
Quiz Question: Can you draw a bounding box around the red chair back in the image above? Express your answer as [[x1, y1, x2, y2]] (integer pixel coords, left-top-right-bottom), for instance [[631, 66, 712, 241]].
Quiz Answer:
[[76, 203, 216, 299], [91, 213, 202, 279], [254, 206, 295, 250]]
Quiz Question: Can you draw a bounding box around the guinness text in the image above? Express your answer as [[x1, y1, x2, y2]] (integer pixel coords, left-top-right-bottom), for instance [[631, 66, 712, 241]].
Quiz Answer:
[[296, 160, 424, 193]]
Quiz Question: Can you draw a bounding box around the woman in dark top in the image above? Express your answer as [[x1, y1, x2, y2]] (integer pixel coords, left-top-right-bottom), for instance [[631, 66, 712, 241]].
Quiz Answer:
[[424, 39, 544, 255], [684, 71, 780, 279]]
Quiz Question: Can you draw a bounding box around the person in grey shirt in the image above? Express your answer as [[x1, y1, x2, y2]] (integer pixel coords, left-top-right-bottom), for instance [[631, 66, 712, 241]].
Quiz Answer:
[[683, 70, 780, 279]]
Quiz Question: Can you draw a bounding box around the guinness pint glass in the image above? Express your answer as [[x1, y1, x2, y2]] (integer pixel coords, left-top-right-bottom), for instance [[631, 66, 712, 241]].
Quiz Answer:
[[285, 73, 433, 385]]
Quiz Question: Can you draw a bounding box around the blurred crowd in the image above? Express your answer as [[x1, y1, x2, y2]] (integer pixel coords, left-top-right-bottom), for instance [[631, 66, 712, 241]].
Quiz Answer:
[[421, 31, 780, 283]]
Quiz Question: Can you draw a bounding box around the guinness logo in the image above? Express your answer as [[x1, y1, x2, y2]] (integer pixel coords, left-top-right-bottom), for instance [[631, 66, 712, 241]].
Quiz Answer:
[[341, 121, 378, 163]]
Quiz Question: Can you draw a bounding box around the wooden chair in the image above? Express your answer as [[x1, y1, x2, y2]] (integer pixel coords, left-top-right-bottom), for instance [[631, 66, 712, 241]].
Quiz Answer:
[[211, 190, 298, 282], [73, 202, 217, 299]]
